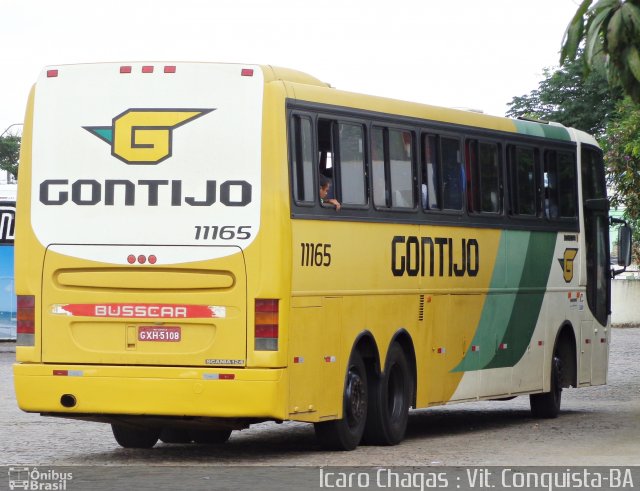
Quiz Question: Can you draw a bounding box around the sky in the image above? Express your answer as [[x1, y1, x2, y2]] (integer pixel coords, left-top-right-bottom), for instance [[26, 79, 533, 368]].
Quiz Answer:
[[0, 0, 580, 135]]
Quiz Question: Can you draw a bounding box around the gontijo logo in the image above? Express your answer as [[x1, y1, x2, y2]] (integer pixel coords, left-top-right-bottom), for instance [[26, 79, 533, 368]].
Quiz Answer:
[[83, 108, 214, 165]]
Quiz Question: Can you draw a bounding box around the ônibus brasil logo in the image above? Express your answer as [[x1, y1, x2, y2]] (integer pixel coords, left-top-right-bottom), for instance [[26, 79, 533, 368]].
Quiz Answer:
[[83, 108, 214, 165]]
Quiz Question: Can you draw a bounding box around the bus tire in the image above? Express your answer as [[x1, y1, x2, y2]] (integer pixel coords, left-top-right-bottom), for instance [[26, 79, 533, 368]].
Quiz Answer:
[[363, 342, 411, 445], [189, 429, 232, 444], [111, 423, 160, 449], [314, 350, 368, 451], [530, 354, 562, 418]]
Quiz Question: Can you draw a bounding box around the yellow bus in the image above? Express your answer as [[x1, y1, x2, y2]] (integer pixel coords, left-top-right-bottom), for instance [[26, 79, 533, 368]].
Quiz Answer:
[[13, 63, 631, 450]]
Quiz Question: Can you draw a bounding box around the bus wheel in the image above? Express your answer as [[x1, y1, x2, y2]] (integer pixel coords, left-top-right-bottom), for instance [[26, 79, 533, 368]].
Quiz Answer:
[[111, 423, 160, 449], [363, 342, 411, 445], [189, 429, 232, 444], [314, 351, 368, 451], [159, 428, 193, 444], [530, 354, 562, 418]]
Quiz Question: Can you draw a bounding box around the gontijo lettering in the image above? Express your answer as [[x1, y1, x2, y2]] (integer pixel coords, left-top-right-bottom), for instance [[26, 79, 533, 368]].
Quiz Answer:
[[39, 179, 252, 207], [392, 235, 479, 277]]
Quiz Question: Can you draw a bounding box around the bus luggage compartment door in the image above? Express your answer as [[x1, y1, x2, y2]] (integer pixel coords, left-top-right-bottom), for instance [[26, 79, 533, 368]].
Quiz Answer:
[[40, 244, 247, 367]]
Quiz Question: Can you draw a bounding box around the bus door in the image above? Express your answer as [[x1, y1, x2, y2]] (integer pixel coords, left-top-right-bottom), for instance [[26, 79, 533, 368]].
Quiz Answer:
[[580, 146, 610, 385]]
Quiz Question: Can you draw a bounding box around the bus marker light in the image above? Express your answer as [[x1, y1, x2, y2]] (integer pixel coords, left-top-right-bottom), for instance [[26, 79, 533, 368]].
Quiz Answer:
[[148, 255, 157, 264], [436, 347, 445, 354], [585, 339, 591, 344], [471, 345, 480, 352], [294, 356, 304, 363], [120, 66, 132, 74], [203, 373, 235, 380], [137, 255, 146, 264], [241, 68, 254, 77], [53, 370, 83, 377], [499, 343, 508, 350], [324, 356, 336, 363], [601, 338, 606, 343], [142, 66, 154, 73], [47, 69, 59, 78], [127, 255, 136, 264], [538, 341, 544, 346], [164, 66, 176, 73]]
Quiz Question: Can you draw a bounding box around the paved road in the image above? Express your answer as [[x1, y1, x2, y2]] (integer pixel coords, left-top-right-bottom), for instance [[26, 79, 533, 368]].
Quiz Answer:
[[1, 328, 639, 489]]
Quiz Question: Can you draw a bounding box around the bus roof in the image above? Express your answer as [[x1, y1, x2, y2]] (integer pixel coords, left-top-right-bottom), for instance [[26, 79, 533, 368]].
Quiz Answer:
[[268, 64, 575, 143]]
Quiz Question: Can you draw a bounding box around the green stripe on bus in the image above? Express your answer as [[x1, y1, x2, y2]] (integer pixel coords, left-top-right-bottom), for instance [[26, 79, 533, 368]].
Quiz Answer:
[[452, 231, 557, 372], [513, 120, 571, 141], [452, 231, 529, 372]]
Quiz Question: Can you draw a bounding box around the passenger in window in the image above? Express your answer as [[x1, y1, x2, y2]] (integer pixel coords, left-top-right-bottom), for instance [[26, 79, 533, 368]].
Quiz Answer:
[[320, 175, 341, 210]]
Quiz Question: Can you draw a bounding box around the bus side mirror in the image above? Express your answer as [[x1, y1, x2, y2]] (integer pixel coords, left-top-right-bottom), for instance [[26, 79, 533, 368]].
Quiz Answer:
[[617, 223, 632, 268]]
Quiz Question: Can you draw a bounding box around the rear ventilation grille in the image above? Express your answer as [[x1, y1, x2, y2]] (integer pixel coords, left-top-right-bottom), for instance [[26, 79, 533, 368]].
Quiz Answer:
[[418, 295, 425, 321]]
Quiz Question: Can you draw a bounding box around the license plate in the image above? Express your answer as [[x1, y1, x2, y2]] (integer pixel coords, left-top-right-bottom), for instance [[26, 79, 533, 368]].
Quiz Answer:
[[138, 326, 181, 342]]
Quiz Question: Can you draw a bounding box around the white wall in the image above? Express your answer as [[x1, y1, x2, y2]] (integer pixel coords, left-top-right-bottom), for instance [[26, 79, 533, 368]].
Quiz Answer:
[[612, 279, 640, 326]]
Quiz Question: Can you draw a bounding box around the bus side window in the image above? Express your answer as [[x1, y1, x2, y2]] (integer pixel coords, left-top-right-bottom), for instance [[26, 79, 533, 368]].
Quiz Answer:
[[544, 150, 560, 219], [372, 126, 388, 208], [389, 129, 414, 208], [291, 115, 315, 204], [373, 127, 415, 209], [337, 122, 367, 206], [508, 145, 539, 216], [421, 134, 440, 210], [477, 141, 501, 214], [441, 137, 463, 211], [544, 149, 578, 220], [317, 119, 336, 203], [557, 151, 577, 218]]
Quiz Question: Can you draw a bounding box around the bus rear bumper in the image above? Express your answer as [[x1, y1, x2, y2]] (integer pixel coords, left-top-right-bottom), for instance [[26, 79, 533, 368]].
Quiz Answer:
[[13, 363, 288, 421]]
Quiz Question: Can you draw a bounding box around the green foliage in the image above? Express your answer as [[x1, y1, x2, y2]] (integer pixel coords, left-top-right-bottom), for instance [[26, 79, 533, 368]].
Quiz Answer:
[[506, 52, 622, 136], [0, 134, 20, 179], [603, 97, 640, 259], [561, 0, 640, 103]]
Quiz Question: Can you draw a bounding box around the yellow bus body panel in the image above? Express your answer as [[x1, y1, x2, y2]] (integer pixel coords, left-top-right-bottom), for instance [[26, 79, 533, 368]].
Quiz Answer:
[[14, 363, 287, 419]]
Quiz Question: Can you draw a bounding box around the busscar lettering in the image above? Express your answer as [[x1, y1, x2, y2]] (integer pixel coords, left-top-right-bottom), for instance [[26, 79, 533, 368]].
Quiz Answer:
[[39, 179, 252, 207], [391, 235, 479, 277]]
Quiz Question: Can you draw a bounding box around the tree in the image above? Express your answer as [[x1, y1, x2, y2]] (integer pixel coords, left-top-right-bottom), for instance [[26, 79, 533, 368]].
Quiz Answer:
[[561, 0, 640, 103], [603, 97, 640, 260], [0, 133, 20, 179], [506, 52, 622, 136]]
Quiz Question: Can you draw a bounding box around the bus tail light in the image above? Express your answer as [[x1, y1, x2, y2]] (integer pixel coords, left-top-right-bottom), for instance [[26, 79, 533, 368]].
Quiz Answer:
[[17, 295, 35, 346], [255, 299, 278, 351]]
